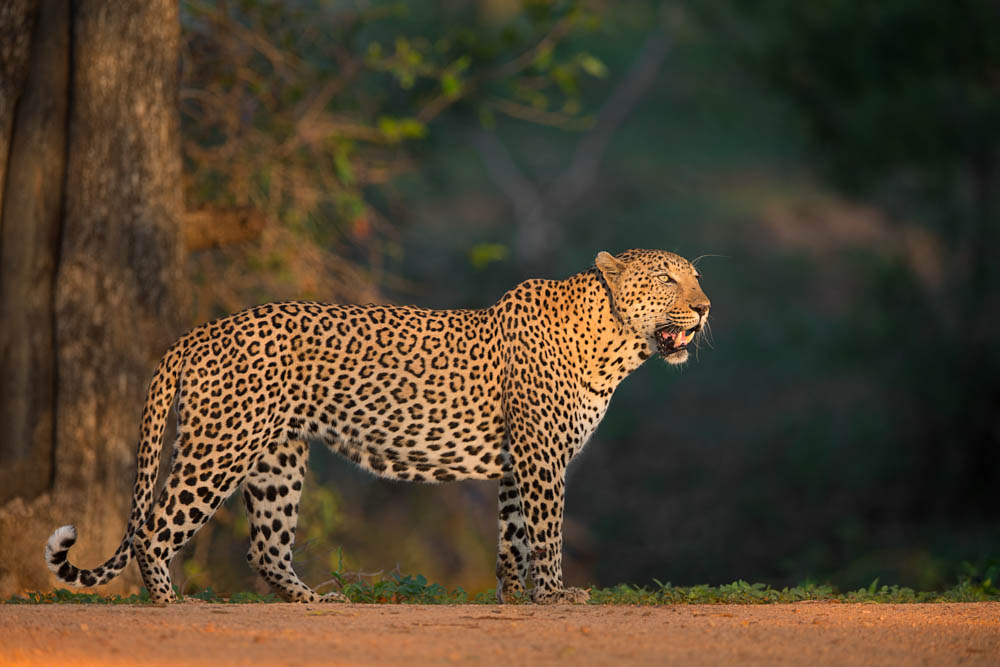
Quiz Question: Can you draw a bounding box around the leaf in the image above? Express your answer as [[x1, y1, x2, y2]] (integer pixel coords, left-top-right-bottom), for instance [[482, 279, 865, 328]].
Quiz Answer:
[[441, 72, 462, 98], [477, 106, 496, 130], [532, 44, 554, 70], [579, 53, 608, 78], [552, 65, 578, 97], [398, 118, 426, 139], [469, 243, 509, 269], [378, 116, 426, 142], [333, 143, 354, 186]]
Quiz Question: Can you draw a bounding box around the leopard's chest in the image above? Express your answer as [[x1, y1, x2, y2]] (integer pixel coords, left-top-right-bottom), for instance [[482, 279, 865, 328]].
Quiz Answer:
[[570, 392, 615, 457]]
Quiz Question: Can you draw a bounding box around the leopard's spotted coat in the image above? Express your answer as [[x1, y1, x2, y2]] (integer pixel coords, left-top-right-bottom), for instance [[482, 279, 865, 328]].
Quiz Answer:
[[45, 249, 710, 604]]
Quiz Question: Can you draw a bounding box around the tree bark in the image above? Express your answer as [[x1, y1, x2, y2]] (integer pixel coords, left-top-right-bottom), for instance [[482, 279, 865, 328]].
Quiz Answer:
[[0, 0, 184, 597], [0, 0, 38, 211], [0, 0, 67, 508]]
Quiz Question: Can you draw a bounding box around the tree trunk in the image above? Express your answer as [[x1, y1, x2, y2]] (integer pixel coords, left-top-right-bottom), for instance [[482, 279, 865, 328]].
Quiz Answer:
[[1, 0, 61, 510], [0, 0, 38, 207], [0, 0, 184, 597]]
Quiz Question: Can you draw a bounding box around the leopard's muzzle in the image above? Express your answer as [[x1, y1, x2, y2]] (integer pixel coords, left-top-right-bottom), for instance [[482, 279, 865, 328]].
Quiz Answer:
[[654, 324, 700, 358]]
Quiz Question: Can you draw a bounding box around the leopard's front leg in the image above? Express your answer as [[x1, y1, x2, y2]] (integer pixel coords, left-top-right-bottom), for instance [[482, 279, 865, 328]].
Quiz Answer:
[[500, 354, 591, 604], [503, 411, 589, 604], [511, 461, 589, 604]]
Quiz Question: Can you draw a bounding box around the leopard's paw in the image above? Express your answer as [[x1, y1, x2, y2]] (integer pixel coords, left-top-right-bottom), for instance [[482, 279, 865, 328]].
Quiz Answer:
[[496, 578, 528, 604], [532, 586, 590, 605], [319, 591, 350, 603]]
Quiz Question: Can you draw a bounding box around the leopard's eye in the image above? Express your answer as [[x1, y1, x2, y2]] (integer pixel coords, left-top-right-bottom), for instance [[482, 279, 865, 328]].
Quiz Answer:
[[656, 274, 675, 284]]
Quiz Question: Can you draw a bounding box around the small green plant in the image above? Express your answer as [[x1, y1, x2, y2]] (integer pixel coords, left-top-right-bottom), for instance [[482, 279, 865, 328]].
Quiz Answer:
[[588, 577, 999, 605], [5, 588, 153, 604], [589, 580, 836, 605], [226, 591, 281, 604], [957, 560, 1000, 597], [321, 549, 473, 604], [339, 573, 462, 604]]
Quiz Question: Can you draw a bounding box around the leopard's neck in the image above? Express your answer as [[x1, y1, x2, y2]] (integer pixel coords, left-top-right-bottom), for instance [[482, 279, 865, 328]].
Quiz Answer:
[[563, 268, 653, 397]]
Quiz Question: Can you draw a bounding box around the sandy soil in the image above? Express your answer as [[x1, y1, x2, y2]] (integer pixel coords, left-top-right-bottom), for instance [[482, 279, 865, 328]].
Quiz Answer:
[[1, 602, 997, 666]]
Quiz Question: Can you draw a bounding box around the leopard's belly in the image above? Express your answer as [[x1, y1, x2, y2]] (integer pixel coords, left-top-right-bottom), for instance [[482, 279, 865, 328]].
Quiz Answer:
[[283, 335, 508, 482]]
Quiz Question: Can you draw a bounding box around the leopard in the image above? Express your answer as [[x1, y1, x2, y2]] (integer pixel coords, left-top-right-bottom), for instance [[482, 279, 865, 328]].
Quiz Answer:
[[44, 248, 710, 604]]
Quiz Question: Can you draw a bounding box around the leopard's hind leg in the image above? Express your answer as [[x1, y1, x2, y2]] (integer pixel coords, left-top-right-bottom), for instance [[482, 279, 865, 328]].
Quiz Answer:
[[496, 472, 529, 602], [243, 440, 346, 603], [132, 434, 251, 603]]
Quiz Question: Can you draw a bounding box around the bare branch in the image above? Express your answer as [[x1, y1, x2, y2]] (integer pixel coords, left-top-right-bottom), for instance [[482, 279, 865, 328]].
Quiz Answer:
[[471, 31, 670, 271], [488, 97, 594, 130], [468, 129, 552, 241], [416, 14, 578, 125], [547, 32, 669, 216], [490, 15, 575, 81]]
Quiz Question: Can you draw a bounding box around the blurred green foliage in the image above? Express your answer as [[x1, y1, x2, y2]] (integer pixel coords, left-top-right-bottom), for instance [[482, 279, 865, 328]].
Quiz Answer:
[[181, 0, 606, 250]]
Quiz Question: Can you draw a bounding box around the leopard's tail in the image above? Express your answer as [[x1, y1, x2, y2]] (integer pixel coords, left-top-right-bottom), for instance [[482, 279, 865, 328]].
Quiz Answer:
[[45, 338, 187, 589]]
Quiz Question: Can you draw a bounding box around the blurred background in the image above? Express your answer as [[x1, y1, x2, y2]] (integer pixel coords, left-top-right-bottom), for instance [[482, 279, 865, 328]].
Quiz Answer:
[[1, 0, 997, 598]]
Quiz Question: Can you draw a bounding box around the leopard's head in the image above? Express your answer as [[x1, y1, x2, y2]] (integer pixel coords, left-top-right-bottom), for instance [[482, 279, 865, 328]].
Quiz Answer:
[[595, 249, 710, 365]]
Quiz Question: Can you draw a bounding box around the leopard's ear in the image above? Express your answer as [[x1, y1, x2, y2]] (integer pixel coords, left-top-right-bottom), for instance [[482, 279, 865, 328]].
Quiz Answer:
[[595, 251, 626, 285]]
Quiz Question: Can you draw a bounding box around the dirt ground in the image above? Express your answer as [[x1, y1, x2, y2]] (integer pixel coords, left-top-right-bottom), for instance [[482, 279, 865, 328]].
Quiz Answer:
[[1, 602, 997, 666]]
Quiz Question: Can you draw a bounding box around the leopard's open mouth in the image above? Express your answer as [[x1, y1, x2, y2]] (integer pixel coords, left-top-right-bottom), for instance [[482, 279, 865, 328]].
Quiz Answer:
[[654, 325, 699, 357]]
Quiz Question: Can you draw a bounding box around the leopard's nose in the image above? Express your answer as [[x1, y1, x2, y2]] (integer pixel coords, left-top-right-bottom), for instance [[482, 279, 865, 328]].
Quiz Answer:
[[690, 302, 710, 317]]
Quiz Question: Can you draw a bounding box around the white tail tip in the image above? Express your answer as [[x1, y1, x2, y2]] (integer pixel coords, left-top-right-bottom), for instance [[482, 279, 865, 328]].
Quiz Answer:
[[44, 525, 78, 573]]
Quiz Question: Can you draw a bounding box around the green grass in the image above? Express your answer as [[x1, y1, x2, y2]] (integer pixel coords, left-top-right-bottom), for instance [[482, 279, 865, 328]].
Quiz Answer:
[[588, 577, 998, 605], [8, 556, 996, 605], [6, 571, 998, 605]]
